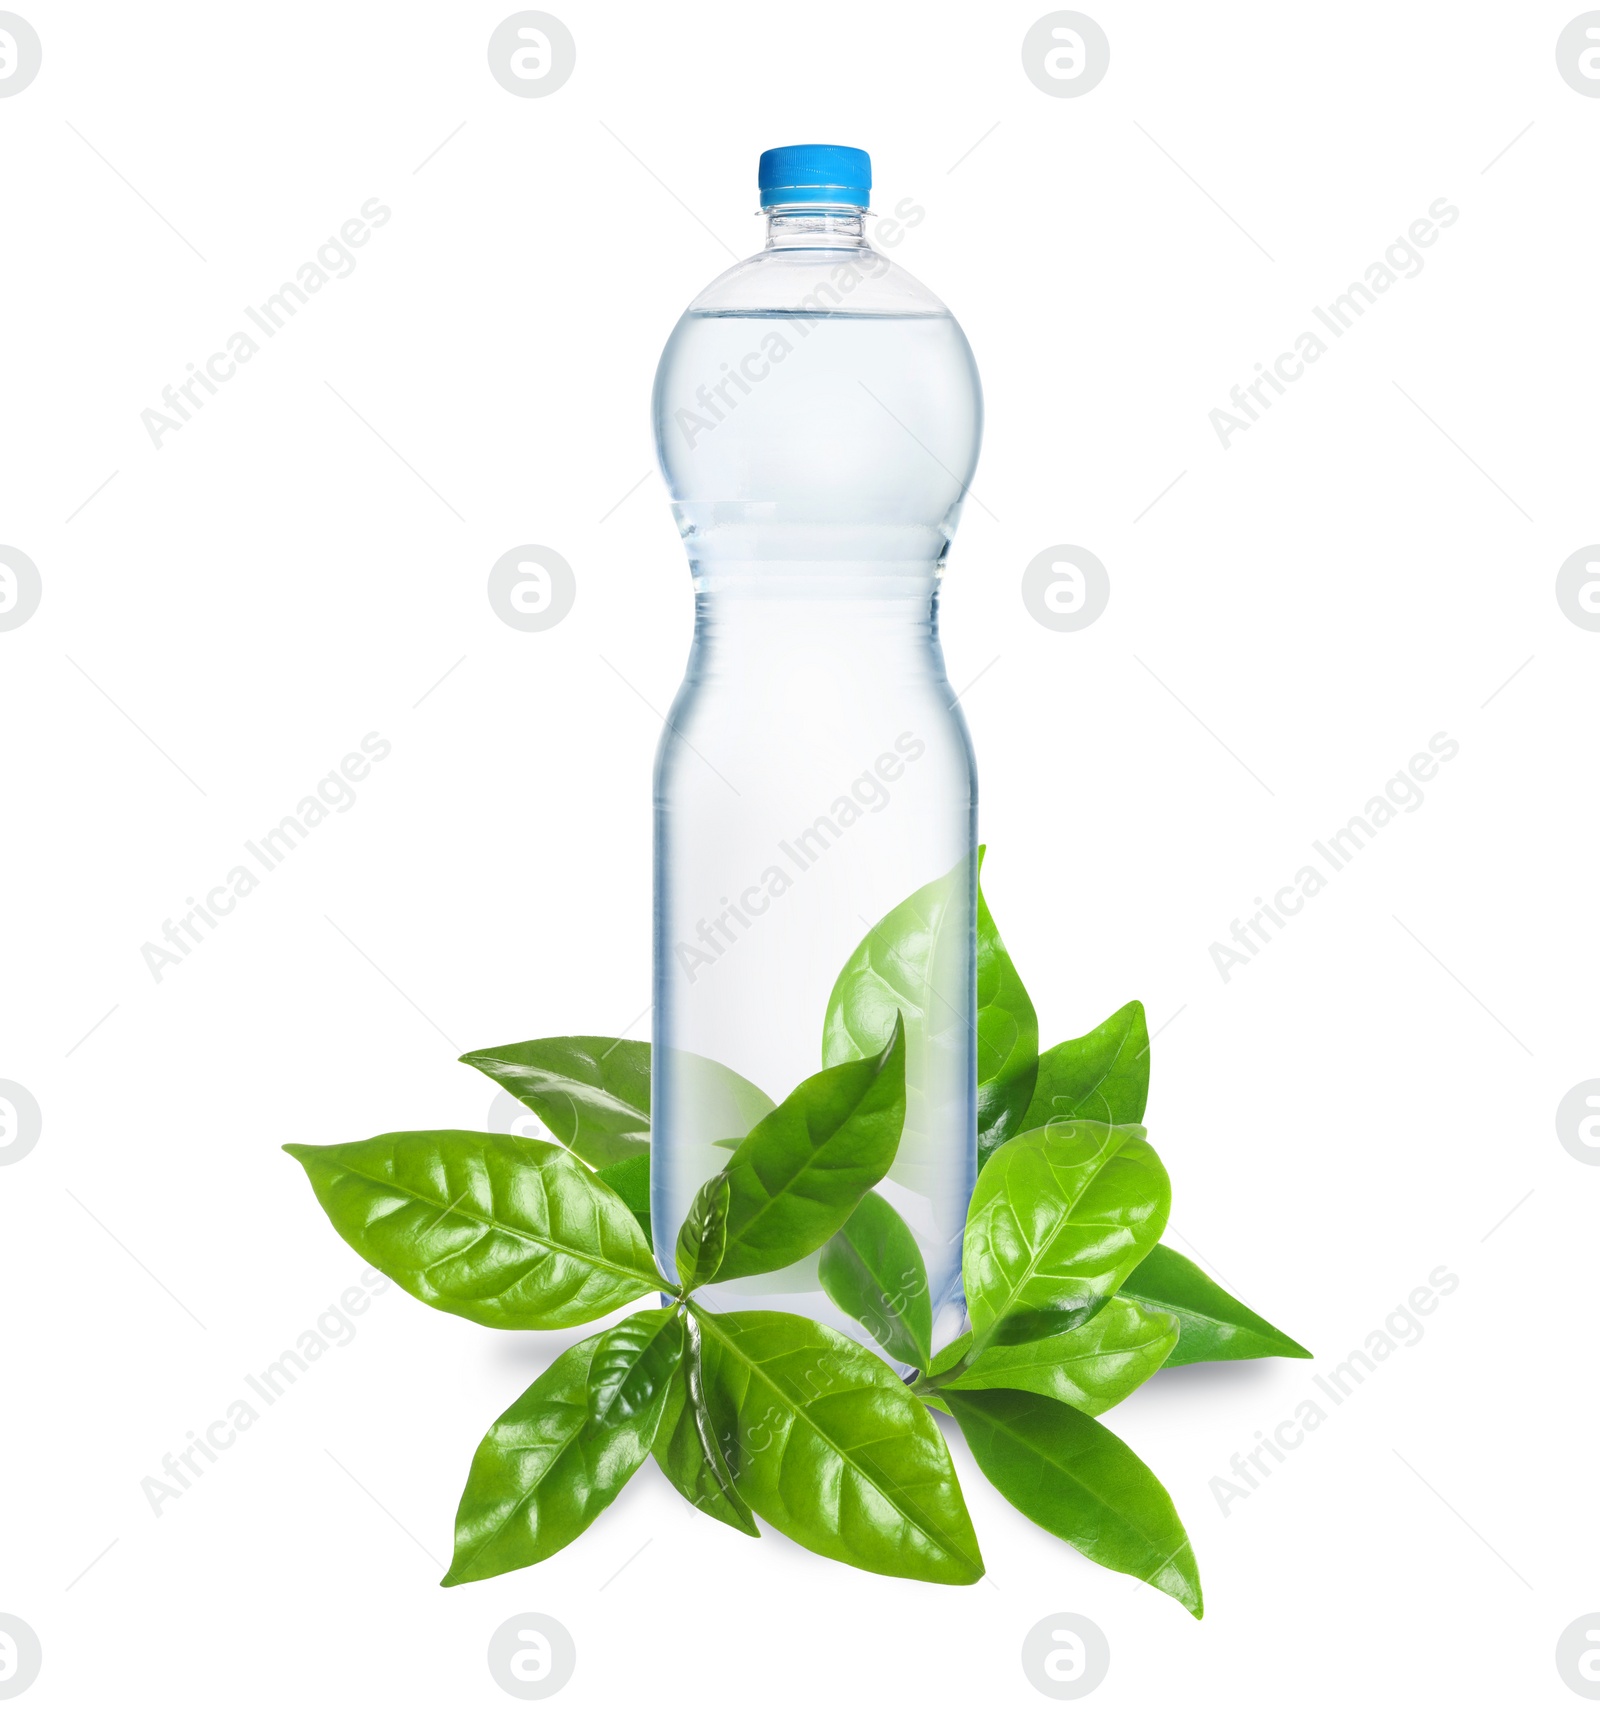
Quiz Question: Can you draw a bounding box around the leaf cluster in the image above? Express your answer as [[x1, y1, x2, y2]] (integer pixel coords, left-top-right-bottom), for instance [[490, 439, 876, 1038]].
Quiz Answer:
[[287, 858, 1308, 1612]]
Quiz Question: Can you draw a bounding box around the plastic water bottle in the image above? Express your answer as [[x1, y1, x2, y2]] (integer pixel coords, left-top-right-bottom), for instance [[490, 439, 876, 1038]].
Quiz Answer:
[[650, 145, 982, 1356]]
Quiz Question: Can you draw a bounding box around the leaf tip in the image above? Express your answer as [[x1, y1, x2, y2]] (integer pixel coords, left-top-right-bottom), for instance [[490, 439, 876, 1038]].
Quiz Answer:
[[883, 1010, 907, 1058], [1157, 1546, 1204, 1618]]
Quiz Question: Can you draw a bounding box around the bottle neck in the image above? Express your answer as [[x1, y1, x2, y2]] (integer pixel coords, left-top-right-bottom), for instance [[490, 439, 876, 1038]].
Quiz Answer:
[[763, 204, 868, 250]]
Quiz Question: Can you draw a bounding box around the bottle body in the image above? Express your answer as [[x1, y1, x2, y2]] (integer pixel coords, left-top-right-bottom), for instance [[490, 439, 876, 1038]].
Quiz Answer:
[[649, 195, 982, 1357]]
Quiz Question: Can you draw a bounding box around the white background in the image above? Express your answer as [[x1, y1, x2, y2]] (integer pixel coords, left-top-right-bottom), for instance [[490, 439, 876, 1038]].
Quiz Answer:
[[3, 1, 1597, 1706]]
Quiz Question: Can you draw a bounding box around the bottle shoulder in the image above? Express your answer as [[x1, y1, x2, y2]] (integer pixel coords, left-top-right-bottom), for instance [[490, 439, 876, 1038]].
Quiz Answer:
[[684, 243, 951, 319]]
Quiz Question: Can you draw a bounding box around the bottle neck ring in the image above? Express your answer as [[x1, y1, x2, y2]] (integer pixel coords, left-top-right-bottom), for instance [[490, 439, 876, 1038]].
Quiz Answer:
[[763, 204, 868, 249]]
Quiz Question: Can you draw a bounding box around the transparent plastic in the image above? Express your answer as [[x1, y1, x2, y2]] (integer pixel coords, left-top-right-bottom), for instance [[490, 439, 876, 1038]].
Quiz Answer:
[[650, 205, 983, 1357]]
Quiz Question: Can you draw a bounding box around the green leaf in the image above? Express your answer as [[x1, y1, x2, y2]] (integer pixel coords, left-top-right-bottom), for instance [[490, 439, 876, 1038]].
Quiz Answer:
[[283, 1131, 666, 1329], [652, 1311, 759, 1537], [694, 1307, 983, 1585], [1007, 1001, 1149, 1168], [975, 855, 1039, 1160], [443, 1308, 685, 1585], [823, 860, 967, 1066], [595, 1152, 651, 1245], [822, 854, 974, 1200], [943, 1389, 1202, 1618], [965, 1121, 1170, 1352], [705, 1017, 906, 1285], [676, 1171, 730, 1291], [462, 1036, 652, 1168], [461, 1036, 773, 1170], [818, 1190, 932, 1368], [926, 1299, 1177, 1415], [1120, 1244, 1311, 1366]]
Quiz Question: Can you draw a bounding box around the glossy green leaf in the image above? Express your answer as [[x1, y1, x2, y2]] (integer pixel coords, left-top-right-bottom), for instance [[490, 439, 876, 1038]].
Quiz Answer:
[[975, 856, 1039, 1160], [442, 1308, 684, 1585], [461, 1037, 773, 1171], [595, 1152, 651, 1245], [944, 1388, 1202, 1617], [676, 1171, 730, 1290], [1120, 1244, 1311, 1366], [817, 1190, 932, 1368], [283, 1131, 666, 1329], [965, 1121, 1170, 1351], [652, 1311, 759, 1537], [707, 1017, 906, 1285], [1007, 1002, 1149, 1167], [823, 858, 969, 1066], [822, 856, 974, 1201], [461, 1036, 652, 1168], [695, 1307, 983, 1584], [926, 1299, 1178, 1414]]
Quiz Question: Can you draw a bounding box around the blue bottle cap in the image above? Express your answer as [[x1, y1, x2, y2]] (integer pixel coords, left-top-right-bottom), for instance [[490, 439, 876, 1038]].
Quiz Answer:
[[757, 144, 871, 208]]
